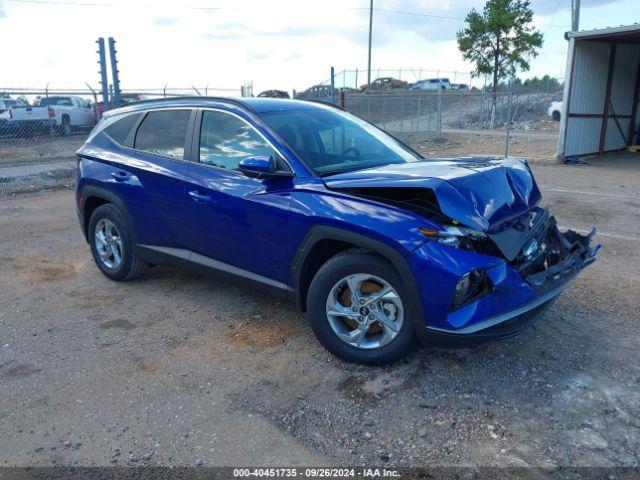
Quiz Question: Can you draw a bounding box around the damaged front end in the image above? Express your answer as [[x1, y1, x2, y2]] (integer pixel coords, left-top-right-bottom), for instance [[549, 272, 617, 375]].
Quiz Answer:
[[324, 157, 600, 335], [327, 166, 598, 292], [430, 205, 600, 289], [499, 208, 599, 287]]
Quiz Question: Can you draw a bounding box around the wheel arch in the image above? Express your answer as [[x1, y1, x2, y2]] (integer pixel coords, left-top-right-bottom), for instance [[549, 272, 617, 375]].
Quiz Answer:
[[80, 185, 136, 243], [290, 225, 427, 342]]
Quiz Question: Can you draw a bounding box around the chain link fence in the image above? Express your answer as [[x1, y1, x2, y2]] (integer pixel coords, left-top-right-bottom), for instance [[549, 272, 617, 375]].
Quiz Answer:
[[330, 68, 474, 91], [342, 90, 562, 134], [1, 81, 562, 196], [0, 84, 252, 195], [338, 89, 562, 162]]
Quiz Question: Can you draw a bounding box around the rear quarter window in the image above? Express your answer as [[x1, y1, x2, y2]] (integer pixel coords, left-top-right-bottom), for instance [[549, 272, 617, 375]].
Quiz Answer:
[[103, 113, 143, 146]]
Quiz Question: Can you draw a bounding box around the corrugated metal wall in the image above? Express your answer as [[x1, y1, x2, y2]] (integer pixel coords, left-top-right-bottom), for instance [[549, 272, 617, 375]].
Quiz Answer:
[[569, 42, 609, 114], [566, 117, 601, 155], [605, 44, 640, 151], [562, 39, 640, 157], [564, 41, 609, 156]]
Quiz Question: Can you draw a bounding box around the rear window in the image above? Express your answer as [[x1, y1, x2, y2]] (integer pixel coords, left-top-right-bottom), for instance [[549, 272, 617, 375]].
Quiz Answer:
[[40, 97, 73, 107], [103, 113, 142, 146], [134, 109, 191, 159]]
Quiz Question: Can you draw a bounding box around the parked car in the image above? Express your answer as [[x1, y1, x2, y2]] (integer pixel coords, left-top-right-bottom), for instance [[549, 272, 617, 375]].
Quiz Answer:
[[450, 83, 470, 92], [411, 78, 452, 91], [359, 77, 408, 92], [257, 90, 290, 99], [76, 97, 598, 364], [548, 101, 562, 121], [38, 96, 96, 135], [297, 85, 332, 100], [0, 102, 55, 136]]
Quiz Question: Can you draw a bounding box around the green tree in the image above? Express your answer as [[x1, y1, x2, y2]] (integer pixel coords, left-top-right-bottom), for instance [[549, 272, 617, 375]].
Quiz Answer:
[[457, 0, 543, 110]]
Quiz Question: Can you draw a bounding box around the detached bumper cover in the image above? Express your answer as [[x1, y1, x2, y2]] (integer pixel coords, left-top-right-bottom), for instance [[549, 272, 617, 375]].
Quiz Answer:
[[407, 221, 599, 339]]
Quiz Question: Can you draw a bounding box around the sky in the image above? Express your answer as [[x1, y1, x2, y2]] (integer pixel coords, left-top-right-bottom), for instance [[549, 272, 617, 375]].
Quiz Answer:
[[0, 0, 637, 96]]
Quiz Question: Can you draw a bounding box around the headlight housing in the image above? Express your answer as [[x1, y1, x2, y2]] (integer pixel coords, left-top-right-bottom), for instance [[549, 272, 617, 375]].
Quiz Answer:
[[420, 225, 487, 248]]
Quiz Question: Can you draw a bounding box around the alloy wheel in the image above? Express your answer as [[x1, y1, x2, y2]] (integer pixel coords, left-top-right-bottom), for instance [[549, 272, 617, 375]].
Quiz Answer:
[[325, 273, 404, 349], [94, 218, 123, 269]]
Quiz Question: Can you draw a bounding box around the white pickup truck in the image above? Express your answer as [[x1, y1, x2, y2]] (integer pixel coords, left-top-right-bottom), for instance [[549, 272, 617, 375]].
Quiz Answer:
[[38, 96, 96, 135], [0, 100, 56, 136]]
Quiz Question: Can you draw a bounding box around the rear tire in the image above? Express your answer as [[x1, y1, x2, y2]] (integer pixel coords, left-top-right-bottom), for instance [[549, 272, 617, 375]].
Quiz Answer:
[[88, 203, 147, 281], [307, 250, 417, 365], [552, 110, 561, 121], [61, 117, 72, 136]]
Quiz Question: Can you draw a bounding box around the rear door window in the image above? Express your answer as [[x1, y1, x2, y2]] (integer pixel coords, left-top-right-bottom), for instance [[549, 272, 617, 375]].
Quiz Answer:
[[103, 113, 143, 146], [134, 109, 191, 159]]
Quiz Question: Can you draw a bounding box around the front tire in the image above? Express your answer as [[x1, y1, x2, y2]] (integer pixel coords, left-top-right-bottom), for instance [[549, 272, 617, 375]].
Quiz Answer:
[[88, 204, 147, 281], [307, 250, 416, 365]]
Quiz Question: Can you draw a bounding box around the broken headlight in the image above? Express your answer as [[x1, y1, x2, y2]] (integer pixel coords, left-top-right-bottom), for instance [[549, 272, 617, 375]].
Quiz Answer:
[[420, 225, 488, 248]]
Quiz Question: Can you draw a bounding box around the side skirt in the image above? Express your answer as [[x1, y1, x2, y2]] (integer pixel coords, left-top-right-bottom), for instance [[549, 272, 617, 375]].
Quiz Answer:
[[135, 244, 293, 299]]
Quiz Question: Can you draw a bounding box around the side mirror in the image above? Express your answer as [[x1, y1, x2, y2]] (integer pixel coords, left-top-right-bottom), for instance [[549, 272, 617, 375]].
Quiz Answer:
[[238, 155, 293, 179]]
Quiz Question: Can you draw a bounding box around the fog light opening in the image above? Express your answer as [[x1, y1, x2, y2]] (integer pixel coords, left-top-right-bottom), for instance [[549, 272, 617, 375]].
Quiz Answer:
[[451, 269, 492, 310]]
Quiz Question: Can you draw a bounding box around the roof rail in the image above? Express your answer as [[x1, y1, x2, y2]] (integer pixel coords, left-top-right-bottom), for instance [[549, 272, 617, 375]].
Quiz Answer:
[[304, 99, 346, 111], [106, 96, 255, 115]]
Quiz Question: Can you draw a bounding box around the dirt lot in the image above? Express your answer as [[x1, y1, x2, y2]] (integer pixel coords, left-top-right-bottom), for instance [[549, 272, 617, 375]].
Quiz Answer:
[[413, 130, 559, 162], [0, 135, 84, 166], [1, 155, 639, 469]]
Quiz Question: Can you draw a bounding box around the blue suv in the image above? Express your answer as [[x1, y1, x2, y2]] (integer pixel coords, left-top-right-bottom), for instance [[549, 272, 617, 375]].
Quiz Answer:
[[76, 98, 598, 364]]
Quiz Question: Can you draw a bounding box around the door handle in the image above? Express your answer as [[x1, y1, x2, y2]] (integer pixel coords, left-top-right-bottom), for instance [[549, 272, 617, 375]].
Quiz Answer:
[[188, 190, 213, 204], [110, 171, 130, 182]]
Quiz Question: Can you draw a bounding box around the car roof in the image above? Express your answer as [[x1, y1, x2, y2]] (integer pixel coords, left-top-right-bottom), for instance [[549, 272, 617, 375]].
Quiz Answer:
[[103, 97, 329, 118]]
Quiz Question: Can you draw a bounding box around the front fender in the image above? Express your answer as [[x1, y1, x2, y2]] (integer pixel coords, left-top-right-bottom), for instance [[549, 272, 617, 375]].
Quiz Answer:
[[289, 186, 438, 257], [290, 224, 429, 344], [287, 186, 435, 344]]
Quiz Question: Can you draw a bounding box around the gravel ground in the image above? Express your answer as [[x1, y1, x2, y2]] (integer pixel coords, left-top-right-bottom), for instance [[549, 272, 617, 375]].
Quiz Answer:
[[412, 130, 559, 162], [0, 154, 638, 469], [0, 135, 84, 166]]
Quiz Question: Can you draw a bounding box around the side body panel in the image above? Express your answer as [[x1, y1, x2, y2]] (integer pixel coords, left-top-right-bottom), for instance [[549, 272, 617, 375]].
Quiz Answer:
[[180, 163, 293, 284], [77, 133, 193, 248]]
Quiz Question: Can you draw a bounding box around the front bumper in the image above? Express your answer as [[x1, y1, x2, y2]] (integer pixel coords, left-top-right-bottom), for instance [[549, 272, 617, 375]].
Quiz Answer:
[[407, 223, 598, 342], [422, 295, 559, 347]]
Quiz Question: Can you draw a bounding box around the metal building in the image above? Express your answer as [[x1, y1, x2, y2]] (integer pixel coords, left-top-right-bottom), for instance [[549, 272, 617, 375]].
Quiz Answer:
[[557, 24, 640, 158]]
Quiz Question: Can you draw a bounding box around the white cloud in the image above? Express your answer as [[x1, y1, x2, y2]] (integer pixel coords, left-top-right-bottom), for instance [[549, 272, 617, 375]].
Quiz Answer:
[[0, 0, 632, 95]]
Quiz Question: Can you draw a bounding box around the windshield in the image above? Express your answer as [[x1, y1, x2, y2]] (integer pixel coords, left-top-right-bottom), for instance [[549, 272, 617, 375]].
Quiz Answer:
[[260, 106, 421, 176]]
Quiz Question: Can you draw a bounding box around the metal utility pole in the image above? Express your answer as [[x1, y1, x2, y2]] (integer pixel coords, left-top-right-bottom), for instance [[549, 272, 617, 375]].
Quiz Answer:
[[96, 38, 109, 113], [367, 0, 373, 86], [108, 37, 122, 107], [571, 0, 581, 32], [330, 66, 335, 104]]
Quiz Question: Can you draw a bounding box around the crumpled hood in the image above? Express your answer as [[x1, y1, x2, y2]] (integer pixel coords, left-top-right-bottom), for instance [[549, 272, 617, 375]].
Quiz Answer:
[[322, 158, 542, 232]]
